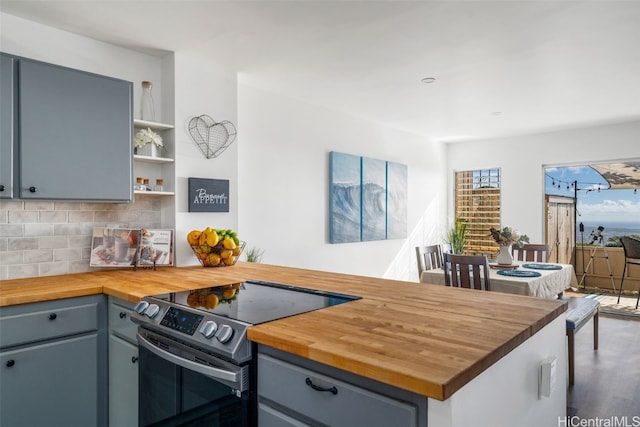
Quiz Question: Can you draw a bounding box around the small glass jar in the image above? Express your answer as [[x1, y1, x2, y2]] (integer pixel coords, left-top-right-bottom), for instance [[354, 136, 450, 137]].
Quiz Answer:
[[143, 178, 151, 191], [134, 177, 144, 191], [155, 179, 164, 192]]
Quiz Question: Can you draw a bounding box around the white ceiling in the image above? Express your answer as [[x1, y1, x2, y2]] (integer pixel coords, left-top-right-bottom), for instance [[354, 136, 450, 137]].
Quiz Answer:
[[2, 0, 640, 141]]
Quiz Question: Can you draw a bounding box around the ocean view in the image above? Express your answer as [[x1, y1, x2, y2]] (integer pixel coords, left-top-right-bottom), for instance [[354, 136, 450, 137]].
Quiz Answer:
[[575, 222, 640, 244]]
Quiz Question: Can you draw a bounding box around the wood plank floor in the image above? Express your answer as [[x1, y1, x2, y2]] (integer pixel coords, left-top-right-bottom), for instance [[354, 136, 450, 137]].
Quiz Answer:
[[567, 313, 640, 418]]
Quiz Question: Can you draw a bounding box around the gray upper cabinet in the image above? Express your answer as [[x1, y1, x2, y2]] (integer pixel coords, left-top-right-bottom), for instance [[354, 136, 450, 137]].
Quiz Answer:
[[0, 53, 15, 199], [9, 54, 134, 201]]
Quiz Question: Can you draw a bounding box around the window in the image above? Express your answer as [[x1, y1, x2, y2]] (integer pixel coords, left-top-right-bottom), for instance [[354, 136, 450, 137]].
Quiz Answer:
[[454, 169, 501, 256]]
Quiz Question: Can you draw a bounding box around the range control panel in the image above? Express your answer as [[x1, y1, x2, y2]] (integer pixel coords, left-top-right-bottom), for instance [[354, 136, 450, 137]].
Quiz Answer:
[[131, 298, 252, 364]]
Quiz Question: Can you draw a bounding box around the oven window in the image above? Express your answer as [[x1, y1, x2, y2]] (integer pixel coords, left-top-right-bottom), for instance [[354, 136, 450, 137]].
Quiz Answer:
[[139, 346, 249, 427]]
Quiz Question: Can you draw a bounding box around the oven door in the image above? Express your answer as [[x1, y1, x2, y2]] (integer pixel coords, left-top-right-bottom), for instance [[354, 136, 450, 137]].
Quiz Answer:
[[137, 329, 253, 427]]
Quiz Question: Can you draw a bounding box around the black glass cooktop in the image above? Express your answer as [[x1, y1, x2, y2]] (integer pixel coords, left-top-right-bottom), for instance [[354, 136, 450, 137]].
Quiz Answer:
[[155, 280, 360, 325]]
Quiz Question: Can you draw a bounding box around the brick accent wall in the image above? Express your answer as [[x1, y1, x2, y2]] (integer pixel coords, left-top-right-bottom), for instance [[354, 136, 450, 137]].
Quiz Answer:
[[0, 197, 162, 280]]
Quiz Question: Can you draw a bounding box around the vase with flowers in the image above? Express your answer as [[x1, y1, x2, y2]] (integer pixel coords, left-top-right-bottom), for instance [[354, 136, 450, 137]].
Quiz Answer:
[[489, 226, 529, 265], [134, 128, 163, 157]]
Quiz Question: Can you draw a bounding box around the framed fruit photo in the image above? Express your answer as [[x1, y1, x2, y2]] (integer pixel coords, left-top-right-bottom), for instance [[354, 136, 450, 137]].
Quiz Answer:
[[90, 227, 141, 267], [187, 227, 244, 267]]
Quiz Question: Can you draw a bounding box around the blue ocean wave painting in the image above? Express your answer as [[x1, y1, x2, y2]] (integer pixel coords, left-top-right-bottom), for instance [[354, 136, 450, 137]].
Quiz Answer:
[[362, 157, 386, 241], [330, 152, 361, 243], [329, 151, 407, 243], [387, 161, 408, 239], [330, 182, 361, 243]]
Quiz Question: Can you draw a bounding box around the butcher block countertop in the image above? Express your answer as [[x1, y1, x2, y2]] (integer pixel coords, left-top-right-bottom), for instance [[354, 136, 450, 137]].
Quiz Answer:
[[0, 262, 566, 401]]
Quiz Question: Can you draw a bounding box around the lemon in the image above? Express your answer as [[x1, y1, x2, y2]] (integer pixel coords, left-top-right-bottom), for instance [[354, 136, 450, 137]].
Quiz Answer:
[[222, 236, 236, 250], [206, 230, 219, 247]]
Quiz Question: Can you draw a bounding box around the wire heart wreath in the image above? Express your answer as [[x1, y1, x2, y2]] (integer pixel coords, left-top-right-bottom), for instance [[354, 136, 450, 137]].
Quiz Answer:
[[188, 115, 237, 159]]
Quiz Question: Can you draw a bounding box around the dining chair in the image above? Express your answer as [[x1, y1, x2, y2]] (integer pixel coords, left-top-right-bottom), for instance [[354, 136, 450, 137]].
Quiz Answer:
[[443, 253, 491, 291], [415, 245, 444, 279], [616, 236, 640, 309], [511, 243, 549, 262]]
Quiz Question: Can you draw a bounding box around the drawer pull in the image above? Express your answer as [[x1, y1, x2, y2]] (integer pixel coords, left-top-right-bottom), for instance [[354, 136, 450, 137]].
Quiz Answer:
[[49, 313, 57, 321], [119, 312, 127, 319], [305, 377, 338, 395], [0, 185, 5, 192], [131, 356, 138, 364], [6, 359, 15, 368], [29, 186, 37, 193]]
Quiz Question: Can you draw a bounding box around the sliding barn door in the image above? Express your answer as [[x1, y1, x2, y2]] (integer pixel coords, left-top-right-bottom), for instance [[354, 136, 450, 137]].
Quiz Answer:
[[545, 195, 576, 264]]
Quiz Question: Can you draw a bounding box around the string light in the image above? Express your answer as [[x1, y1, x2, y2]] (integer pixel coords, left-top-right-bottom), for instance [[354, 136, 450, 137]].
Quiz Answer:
[[544, 173, 609, 194]]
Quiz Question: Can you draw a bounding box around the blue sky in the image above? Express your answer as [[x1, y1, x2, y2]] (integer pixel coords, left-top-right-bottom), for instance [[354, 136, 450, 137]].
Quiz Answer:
[[545, 165, 640, 225]]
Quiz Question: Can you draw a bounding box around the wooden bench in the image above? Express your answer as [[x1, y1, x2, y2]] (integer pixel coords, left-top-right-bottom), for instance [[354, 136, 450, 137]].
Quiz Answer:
[[565, 297, 599, 386]]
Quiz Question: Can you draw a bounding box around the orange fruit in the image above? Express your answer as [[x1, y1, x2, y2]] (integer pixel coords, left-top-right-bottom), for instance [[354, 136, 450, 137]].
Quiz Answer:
[[198, 232, 207, 246], [223, 255, 236, 266], [204, 294, 219, 309], [207, 253, 221, 266], [187, 230, 201, 246]]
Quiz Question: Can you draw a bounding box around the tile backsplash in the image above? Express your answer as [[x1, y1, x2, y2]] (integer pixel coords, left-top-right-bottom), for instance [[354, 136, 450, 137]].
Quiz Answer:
[[0, 197, 163, 280]]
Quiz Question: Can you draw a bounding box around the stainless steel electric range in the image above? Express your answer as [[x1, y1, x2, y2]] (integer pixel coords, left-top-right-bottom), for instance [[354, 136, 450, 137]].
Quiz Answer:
[[131, 279, 360, 427]]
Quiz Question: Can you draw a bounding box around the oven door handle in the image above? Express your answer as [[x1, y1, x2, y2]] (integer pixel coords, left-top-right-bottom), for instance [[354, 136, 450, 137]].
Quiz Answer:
[[137, 332, 241, 386]]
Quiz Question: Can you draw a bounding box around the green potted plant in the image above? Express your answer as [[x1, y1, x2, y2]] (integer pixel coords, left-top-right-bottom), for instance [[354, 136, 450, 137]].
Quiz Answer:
[[245, 247, 264, 263], [446, 218, 469, 254]]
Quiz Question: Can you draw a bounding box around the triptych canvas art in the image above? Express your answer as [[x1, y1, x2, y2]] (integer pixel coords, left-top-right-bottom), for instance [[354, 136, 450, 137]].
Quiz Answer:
[[330, 151, 407, 243]]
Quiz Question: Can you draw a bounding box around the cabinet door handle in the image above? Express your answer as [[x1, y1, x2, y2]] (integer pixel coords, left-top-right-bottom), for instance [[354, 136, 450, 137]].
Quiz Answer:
[[49, 313, 57, 320], [6, 359, 15, 367], [29, 186, 37, 193], [305, 377, 338, 395], [131, 356, 138, 364], [0, 185, 5, 192], [119, 312, 127, 319]]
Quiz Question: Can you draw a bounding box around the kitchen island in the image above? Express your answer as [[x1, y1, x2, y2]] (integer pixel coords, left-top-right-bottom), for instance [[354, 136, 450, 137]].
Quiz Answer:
[[0, 262, 567, 426]]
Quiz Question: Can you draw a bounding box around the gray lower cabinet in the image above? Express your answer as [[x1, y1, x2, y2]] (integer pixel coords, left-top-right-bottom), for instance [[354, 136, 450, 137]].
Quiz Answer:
[[108, 297, 139, 427], [0, 52, 133, 202], [0, 53, 15, 199], [258, 346, 427, 427], [0, 295, 107, 427]]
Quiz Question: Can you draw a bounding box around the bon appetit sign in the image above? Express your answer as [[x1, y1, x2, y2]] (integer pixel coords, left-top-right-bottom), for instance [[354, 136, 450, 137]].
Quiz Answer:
[[188, 178, 229, 212]]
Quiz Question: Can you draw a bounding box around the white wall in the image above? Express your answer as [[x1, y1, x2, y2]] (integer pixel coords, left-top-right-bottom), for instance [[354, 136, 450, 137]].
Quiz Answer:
[[446, 121, 640, 243], [172, 51, 239, 266], [237, 85, 447, 280]]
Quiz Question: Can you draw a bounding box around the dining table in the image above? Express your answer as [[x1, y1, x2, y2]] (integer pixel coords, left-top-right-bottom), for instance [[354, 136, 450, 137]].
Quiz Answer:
[[420, 261, 578, 299]]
